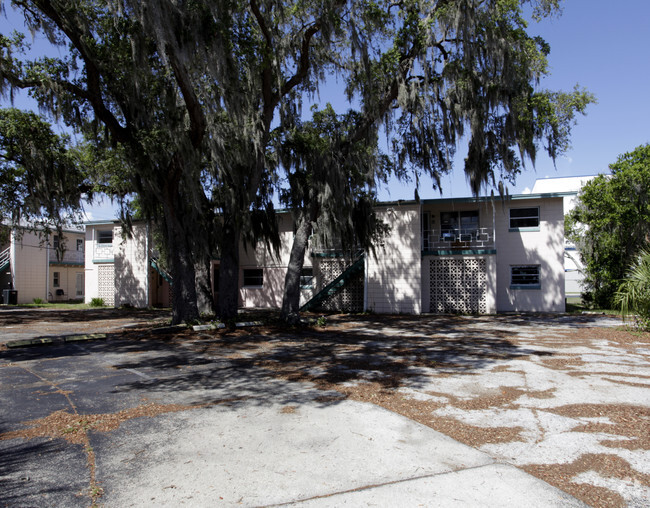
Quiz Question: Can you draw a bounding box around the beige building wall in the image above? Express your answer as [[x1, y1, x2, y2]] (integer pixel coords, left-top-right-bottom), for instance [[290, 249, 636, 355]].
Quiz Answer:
[[48, 230, 85, 301], [366, 204, 421, 314], [494, 196, 566, 312], [238, 213, 314, 308], [11, 230, 48, 303]]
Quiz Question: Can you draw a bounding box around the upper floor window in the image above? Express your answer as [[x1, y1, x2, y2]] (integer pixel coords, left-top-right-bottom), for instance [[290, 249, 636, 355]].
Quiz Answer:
[[76, 238, 84, 252], [97, 230, 113, 244], [510, 207, 539, 230], [243, 268, 264, 287], [53, 235, 60, 249], [441, 210, 479, 241], [53, 271, 60, 287]]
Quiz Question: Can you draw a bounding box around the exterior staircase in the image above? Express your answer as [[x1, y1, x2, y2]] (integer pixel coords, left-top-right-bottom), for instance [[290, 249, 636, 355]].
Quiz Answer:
[[150, 256, 173, 284], [300, 254, 364, 312], [0, 246, 9, 273]]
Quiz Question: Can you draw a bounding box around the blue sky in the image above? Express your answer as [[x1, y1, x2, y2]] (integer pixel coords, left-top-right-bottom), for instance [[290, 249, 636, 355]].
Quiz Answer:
[[2, 1, 650, 218]]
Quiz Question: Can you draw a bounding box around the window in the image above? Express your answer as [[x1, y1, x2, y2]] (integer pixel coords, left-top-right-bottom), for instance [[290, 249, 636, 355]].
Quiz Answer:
[[97, 230, 113, 244], [510, 207, 539, 230], [243, 269, 264, 287], [76, 273, 84, 296], [77, 239, 84, 252], [300, 268, 314, 289], [441, 210, 479, 241], [511, 265, 540, 288], [53, 235, 60, 249], [421, 212, 431, 250], [53, 271, 60, 287]]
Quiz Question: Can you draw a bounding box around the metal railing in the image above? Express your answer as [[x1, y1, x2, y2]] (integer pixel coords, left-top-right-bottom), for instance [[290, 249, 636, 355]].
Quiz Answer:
[[0, 246, 9, 271], [422, 227, 495, 251], [48, 248, 85, 264]]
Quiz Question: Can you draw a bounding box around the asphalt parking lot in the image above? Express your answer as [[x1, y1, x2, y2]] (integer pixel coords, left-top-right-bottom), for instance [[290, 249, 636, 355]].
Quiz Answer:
[[0, 308, 648, 507]]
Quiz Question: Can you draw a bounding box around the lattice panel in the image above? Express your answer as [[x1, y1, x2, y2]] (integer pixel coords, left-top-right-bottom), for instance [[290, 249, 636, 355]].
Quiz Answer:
[[98, 264, 115, 307], [318, 259, 363, 313], [429, 258, 487, 314]]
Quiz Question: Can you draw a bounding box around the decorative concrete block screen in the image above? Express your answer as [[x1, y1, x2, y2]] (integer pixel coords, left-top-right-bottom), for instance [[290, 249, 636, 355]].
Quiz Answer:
[[429, 258, 487, 314], [319, 259, 363, 313], [97, 264, 115, 306]]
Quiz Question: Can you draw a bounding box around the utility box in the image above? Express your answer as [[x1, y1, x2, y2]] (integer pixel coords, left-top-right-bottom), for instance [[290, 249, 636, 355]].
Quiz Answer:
[[2, 289, 17, 305]]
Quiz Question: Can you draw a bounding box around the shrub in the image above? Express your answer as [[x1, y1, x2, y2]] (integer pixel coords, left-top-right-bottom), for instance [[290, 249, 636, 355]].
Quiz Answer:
[[32, 298, 44, 305], [615, 249, 650, 331], [89, 297, 105, 308]]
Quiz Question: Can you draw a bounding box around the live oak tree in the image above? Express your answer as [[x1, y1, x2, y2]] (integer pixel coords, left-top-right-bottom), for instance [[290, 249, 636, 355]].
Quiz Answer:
[[567, 144, 650, 308], [277, 0, 593, 320], [0, 107, 86, 247], [1, 3, 211, 323], [277, 105, 390, 321], [1, 0, 593, 323]]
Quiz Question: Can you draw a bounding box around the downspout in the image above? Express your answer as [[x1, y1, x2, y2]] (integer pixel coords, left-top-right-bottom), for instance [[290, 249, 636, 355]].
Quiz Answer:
[[363, 250, 368, 312], [45, 240, 50, 301], [145, 223, 150, 308]]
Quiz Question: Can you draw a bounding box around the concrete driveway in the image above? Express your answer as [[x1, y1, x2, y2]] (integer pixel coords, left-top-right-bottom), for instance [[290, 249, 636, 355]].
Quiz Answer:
[[0, 309, 647, 507]]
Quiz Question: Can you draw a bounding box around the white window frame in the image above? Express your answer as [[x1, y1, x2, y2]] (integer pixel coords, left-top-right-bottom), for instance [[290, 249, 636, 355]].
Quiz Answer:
[[510, 265, 541, 289], [243, 268, 264, 288], [300, 268, 314, 289], [509, 207, 540, 231], [53, 271, 60, 288], [97, 230, 113, 244], [76, 238, 84, 252]]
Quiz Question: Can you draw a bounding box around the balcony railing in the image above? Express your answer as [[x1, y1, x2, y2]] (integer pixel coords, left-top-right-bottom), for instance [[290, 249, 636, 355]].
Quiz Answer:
[[93, 242, 113, 261], [49, 248, 85, 265], [422, 227, 495, 251]]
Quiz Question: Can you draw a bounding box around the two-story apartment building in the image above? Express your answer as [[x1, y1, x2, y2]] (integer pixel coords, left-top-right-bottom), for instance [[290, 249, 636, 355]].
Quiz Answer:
[[84, 220, 170, 308], [83, 191, 568, 314], [0, 226, 85, 304]]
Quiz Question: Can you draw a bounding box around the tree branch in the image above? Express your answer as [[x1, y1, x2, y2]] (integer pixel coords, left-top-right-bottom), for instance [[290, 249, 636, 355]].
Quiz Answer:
[[30, 1, 129, 143], [165, 45, 206, 149]]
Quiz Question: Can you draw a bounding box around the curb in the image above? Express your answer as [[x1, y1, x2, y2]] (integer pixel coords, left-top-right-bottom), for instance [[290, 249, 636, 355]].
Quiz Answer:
[[6, 333, 107, 349]]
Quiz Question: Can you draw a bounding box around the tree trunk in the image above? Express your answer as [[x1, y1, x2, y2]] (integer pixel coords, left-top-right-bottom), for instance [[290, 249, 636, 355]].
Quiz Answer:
[[281, 213, 312, 324], [217, 219, 240, 321], [166, 226, 200, 325], [195, 256, 215, 316], [161, 182, 200, 325]]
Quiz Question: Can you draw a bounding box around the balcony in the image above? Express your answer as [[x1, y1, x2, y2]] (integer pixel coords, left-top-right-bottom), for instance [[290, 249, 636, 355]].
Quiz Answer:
[[48, 248, 85, 265], [93, 242, 113, 261], [422, 227, 495, 252]]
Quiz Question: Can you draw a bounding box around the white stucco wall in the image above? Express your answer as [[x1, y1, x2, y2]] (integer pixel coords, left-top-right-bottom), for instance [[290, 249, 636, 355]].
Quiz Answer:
[[84, 224, 117, 306], [114, 224, 150, 308], [366, 204, 421, 314], [494, 197, 566, 312]]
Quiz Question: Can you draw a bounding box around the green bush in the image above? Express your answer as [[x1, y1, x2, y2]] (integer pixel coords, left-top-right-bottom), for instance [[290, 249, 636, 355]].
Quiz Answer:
[[89, 297, 105, 308], [615, 249, 650, 331], [32, 298, 44, 304]]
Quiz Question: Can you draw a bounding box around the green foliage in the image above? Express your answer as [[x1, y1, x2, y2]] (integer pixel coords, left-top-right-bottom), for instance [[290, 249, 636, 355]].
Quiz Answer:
[[615, 250, 650, 331], [32, 298, 44, 305], [0, 108, 87, 228], [567, 144, 650, 307], [2, 0, 594, 323], [89, 297, 105, 308]]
